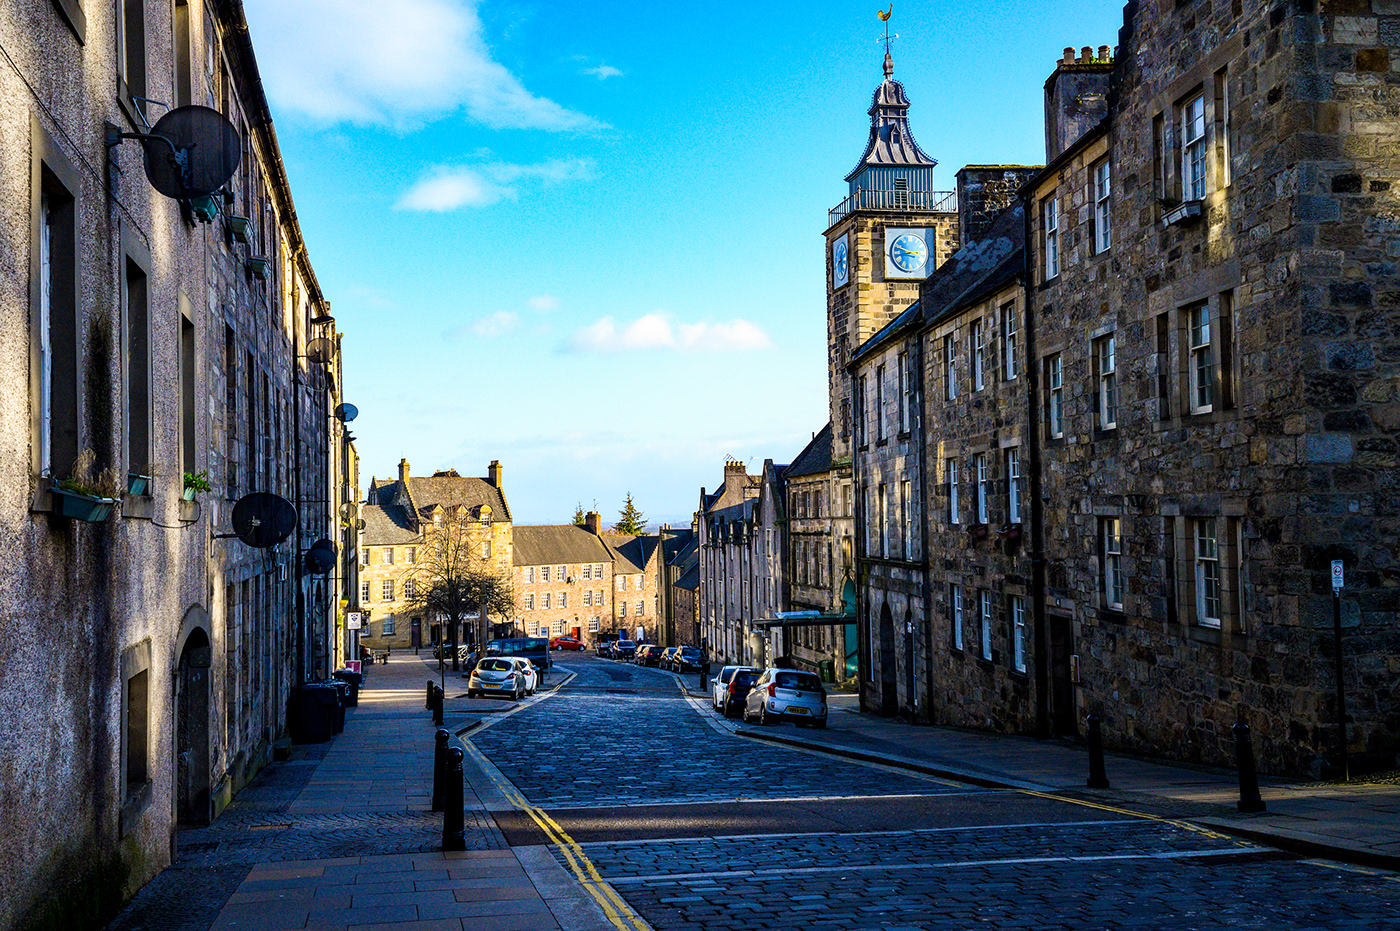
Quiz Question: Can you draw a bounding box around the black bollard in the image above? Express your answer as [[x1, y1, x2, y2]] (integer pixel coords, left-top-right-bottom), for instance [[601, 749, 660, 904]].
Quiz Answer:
[[426, 679, 434, 710], [432, 685, 444, 726], [1086, 713, 1110, 789], [431, 728, 449, 812], [1233, 722, 1266, 813], [441, 746, 466, 851]]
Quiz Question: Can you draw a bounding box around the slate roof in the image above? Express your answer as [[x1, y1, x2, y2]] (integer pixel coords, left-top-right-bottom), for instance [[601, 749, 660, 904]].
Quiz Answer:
[[603, 534, 659, 575], [785, 423, 835, 478], [661, 528, 695, 564], [402, 474, 510, 522], [360, 503, 420, 545], [675, 562, 700, 592], [846, 54, 937, 182], [512, 525, 613, 568], [919, 202, 1025, 327]]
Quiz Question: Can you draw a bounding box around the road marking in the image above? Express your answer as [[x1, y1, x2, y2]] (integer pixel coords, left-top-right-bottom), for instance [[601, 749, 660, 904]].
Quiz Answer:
[[603, 845, 1268, 885], [456, 669, 575, 734], [460, 738, 655, 931], [572, 818, 1146, 848]]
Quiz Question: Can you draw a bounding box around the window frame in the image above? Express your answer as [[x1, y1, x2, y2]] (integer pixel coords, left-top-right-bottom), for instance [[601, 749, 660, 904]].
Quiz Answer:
[[979, 590, 993, 660], [1097, 333, 1117, 430], [970, 318, 985, 391], [1195, 518, 1222, 628], [1181, 92, 1207, 201], [1011, 596, 1027, 673], [381, 578, 395, 601], [951, 584, 964, 651], [1047, 354, 1065, 439], [1103, 517, 1124, 610], [947, 458, 959, 525], [1002, 302, 1018, 380], [1042, 196, 1060, 281], [1094, 159, 1112, 253], [875, 363, 886, 441], [944, 333, 957, 400], [1006, 447, 1021, 524], [1189, 303, 1214, 414]]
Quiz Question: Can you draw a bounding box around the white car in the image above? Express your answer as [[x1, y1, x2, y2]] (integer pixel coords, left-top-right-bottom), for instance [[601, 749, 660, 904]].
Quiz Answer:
[[509, 657, 539, 695], [743, 668, 828, 728], [466, 658, 527, 700], [711, 665, 758, 712]]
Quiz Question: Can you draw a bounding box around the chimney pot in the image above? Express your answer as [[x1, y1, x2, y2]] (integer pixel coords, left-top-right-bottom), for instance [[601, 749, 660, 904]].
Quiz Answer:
[[1099, 44, 1111, 60], [1081, 46, 1092, 62], [1063, 47, 1075, 65]]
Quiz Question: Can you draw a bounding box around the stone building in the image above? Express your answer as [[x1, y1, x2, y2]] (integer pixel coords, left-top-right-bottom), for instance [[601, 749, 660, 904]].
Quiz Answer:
[[358, 460, 513, 651], [602, 525, 662, 639], [1021, 2, 1400, 774], [697, 461, 763, 664], [843, 2, 1400, 775], [513, 518, 614, 643], [0, 2, 348, 926], [656, 525, 698, 646]]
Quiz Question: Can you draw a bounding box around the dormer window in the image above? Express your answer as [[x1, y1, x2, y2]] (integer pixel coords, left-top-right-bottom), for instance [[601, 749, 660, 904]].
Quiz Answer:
[[890, 127, 901, 146]]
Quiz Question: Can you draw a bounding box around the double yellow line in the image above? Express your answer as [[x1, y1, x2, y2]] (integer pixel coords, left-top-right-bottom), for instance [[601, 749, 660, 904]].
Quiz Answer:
[[460, 740, 652, 931]]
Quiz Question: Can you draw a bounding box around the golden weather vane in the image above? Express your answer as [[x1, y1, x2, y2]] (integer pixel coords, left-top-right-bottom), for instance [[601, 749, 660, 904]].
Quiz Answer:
[[877, 5, 898, 56]]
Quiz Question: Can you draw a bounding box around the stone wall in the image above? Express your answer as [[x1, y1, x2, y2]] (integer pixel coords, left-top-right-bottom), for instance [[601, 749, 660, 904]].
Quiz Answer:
[[956, 167, 1041, 246]]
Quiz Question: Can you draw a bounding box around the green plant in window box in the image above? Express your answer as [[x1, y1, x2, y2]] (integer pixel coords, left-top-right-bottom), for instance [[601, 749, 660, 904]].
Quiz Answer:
[[53, 449, 120, 522], [183, 470, 212, 501]]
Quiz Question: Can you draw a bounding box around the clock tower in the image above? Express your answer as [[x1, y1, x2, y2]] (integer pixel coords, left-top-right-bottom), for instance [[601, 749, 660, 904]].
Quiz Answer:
[[826, 49, 958, 463]]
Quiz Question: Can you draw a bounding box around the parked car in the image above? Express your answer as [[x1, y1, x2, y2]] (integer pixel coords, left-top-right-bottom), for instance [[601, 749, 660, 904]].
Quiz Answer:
[[466, 658, 527, 700], [596, 640, 614, 659], [715, 666, 760, 717], [743, 668, 827, 727], [636, 645, 665, 667], [673, 645, 705, 673], [509, 657, 539, 694], [550, 635, 586, 652], [659, 646, 680, 669], [612, 639, 637, 661]]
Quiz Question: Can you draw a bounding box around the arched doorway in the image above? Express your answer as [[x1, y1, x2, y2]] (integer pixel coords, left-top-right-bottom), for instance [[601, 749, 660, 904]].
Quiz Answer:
[[175, 619, 211, 826], [878, 602, 896, 716]]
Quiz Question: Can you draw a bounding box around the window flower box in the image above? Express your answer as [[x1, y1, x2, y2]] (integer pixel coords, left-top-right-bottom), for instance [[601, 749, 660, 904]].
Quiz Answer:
[[52, 487, 117, 522], [125, 472, 152, 497], [966, 522, 989, 541], [225, 215, 251, 244], [996, 523, 1022, 543], [1162, 200, 1202, 228], [245, 257, 270, 280]]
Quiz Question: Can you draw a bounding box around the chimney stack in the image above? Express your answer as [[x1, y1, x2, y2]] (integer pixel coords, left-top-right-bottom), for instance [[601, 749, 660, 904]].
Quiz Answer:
[[487, 459, 503, 488], [398, 458, 410, 483], [584, 511, 601, 535], [1045, 41, 1115, 162]]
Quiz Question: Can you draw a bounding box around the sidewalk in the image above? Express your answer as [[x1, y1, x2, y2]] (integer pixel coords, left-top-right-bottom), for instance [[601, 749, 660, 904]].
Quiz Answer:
[[107, 653, 613, 931], [714, 686, 1400, 872]]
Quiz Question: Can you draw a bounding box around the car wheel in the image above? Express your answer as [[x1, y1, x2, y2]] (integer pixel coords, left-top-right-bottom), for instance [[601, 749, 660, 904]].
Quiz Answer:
[[759, 704, 771, 726], [813, 718, 827, 730], [467, 690, 477, 699]]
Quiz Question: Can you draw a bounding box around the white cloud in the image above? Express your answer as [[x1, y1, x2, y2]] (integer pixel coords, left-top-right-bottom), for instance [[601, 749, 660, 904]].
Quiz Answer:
[[471, 311, 518, 336], [528, 295, 559, 311], [566, 313, 773, 353], [583, 64, 624, 80], [396, 159, 594, 211], [244, 0, 602, 131]]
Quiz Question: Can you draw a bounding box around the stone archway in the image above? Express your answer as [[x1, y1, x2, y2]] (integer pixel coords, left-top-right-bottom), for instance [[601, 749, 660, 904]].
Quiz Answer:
[[878, 602, 897, 716], [175, 609, 212, 826]]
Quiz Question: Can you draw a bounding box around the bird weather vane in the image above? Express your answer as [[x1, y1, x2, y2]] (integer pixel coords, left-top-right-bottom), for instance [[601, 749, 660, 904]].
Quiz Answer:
[[878, 5, 898, 54]]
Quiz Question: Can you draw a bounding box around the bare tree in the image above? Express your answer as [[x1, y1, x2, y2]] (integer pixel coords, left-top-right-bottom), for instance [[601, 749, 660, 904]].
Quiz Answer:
[[403, 509, 515, 672]]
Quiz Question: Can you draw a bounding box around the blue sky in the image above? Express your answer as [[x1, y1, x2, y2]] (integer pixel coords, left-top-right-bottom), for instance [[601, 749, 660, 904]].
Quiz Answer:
[[243, 0, 1125, 527]]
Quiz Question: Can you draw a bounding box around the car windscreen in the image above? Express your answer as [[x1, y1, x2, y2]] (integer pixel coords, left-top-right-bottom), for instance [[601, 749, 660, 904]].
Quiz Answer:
[[776, 672, 823, 691], [734, 671, 760, 687], [616, 640, 636, 648], [477, 659, 513, 672], [679, 647, 701, 657]]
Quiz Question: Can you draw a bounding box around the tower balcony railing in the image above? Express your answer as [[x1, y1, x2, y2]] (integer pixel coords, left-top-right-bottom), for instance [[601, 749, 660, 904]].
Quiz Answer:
[[828, 189, 958, 226]]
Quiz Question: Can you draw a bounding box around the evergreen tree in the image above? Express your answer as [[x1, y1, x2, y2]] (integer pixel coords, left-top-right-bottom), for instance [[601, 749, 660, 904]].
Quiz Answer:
[[614, 493, 645, 535], [572, 503, 587, 526]]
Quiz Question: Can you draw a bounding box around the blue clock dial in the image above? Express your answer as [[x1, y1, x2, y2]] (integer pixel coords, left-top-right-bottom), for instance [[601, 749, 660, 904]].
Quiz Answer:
[[834, 240, 849, 282], [890, 233, 928, 273]]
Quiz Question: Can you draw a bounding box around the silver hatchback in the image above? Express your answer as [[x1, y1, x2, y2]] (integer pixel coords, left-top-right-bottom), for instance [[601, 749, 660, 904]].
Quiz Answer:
[[742, 668, 827, 728]]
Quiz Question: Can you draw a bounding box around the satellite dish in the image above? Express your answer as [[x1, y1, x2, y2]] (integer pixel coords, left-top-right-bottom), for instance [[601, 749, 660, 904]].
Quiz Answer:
[[306, 338, 334, 365], [230, 493, 297, 549], [335, 403, 358, 423], [140, 105, 241, 199], [304, 539, 336, 575], [339, 501, 358, 521]]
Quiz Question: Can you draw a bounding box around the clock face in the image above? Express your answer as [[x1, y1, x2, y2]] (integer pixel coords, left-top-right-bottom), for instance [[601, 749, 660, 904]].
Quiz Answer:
[[890, 233, 928, 274], [833, 238, 849, 286]]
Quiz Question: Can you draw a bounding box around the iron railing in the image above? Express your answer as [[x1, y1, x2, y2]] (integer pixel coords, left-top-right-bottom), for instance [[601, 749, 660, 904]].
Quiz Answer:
[[828, 189, 958, 226]]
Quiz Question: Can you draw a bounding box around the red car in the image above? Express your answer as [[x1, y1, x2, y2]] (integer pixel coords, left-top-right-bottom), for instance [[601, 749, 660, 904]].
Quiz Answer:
[[550, 636, 586, 651]]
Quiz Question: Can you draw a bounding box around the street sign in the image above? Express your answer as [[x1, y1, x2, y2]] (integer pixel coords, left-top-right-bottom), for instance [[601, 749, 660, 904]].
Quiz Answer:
[[347, 611, 363, 630], [1331, 560, 1344, 592]]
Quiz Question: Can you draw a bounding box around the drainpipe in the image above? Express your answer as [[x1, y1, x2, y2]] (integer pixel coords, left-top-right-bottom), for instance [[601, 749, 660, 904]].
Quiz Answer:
[[1023, 202, 1050, 738], [916, 333, 935, 721]]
